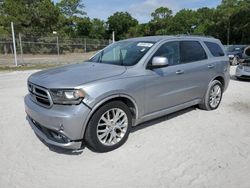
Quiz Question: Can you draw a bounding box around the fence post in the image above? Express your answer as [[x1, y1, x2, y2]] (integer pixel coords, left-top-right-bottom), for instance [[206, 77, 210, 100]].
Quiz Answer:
[[19, 33, 23, 64], [11, 22, 18, 66], [84, 38, 87, 52], [56, 36, 60, 57]]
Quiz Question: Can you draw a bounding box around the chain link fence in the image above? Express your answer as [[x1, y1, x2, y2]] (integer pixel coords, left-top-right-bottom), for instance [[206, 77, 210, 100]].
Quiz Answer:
[[0, 35, 111, 67]]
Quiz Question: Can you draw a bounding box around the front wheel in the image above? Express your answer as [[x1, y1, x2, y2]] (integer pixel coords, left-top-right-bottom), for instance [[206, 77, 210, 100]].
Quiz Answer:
[[199, 80, 223, 111], [85, 101, 132, 152]]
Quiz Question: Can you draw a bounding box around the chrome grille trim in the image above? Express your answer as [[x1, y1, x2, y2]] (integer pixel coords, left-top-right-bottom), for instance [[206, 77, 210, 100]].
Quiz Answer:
[[28, 82, 53, 108]]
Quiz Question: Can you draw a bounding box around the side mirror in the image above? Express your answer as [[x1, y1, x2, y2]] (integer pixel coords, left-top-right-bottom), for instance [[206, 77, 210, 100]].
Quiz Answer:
[[148, 56, 169, 69]]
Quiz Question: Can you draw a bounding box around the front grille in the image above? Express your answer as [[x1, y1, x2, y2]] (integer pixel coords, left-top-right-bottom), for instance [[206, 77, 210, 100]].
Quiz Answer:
[[28, 82, 53, 108]]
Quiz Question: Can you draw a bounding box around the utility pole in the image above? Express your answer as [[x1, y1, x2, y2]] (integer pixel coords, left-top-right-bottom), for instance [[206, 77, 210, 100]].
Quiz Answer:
[[112, 31, 115, 43], [11, 22, 18, 66]]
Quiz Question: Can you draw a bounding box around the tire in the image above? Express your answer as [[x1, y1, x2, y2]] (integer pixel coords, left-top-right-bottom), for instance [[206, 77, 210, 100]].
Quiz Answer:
[[199, 80, 223, 111], [85, 101, 132, 152]]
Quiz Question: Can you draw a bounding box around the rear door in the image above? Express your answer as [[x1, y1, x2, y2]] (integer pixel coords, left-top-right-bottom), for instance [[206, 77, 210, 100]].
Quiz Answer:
[[178, 40, 214, 98]]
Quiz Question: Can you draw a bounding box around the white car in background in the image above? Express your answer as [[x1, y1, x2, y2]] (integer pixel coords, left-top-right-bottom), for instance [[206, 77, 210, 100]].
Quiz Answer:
[[236, 46, 250, 79]]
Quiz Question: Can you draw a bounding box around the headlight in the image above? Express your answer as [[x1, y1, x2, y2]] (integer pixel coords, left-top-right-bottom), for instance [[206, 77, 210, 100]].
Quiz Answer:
[[49, 89, 85, 105]]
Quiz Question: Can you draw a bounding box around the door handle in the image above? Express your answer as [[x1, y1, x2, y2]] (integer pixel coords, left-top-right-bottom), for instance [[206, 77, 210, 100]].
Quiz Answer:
[[176, 70, 184, 75], [208, 64, 215, 69]]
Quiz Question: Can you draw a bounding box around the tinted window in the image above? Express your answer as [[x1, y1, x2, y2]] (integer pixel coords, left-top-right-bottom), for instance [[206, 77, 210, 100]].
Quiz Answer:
[[180, 41, 207, 63], [150, 41, 180, 66], [205, 41, 225, 57], [227, 45, 246, 52]]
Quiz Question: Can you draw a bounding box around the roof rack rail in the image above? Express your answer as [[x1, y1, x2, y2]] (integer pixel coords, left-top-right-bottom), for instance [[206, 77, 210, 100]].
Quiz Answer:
[[176, 34, 215, 38]]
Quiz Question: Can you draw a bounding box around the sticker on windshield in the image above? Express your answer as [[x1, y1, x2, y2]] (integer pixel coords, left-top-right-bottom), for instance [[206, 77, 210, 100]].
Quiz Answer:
[[137, 42, 154, 48]]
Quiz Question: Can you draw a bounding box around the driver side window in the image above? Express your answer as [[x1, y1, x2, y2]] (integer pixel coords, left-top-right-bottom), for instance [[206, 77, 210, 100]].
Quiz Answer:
[[149, 41, 180, 66]]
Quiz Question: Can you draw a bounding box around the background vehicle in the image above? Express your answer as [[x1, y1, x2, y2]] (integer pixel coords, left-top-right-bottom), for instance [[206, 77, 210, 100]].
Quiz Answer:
[[226, 45, 247, 65], [236, 45, 250, 79], [25, 36, 230, 152]]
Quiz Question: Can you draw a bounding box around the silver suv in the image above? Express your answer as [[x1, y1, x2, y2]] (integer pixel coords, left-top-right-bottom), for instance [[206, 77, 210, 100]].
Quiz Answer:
[[25, 36, 230, 152]]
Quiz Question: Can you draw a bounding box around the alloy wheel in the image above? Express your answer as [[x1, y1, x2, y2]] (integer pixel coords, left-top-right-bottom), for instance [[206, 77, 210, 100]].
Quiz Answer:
[[209, 84, 222, 108], [97, 108, 128, 146]]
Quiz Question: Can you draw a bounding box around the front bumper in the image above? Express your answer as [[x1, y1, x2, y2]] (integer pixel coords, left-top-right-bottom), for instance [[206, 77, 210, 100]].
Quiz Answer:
[[24, 95, 91, 150], [236, 66, 250, 79]]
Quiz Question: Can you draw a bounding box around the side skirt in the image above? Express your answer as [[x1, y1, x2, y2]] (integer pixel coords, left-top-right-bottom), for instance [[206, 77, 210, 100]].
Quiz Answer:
[[134, 99, 201, 126]]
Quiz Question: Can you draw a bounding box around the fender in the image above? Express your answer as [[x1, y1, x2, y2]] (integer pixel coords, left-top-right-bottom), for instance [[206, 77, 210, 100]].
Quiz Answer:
[[80, 93, 139, 139]]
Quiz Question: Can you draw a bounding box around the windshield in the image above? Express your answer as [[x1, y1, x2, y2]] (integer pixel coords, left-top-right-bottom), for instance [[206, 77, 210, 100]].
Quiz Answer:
[[89, 41, 155, 66], [227, 45, 245, 52]]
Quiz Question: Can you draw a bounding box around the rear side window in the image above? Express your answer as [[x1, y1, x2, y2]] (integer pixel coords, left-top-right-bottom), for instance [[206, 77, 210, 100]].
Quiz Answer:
[[204, 41, 225, 57], [180, 41, 207, 63]]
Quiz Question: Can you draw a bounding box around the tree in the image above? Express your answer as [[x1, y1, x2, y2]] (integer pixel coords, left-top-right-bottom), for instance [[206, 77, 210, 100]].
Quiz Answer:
[[57, 0, 85, 18], [148, 7, 173, 35], [168, 9, 198, 35], [227, 0, 250, 44], [89, 18, 107, 39], [107, 12, 138, 40], [75, 17, 91, 37], [0, 0, 61, 35], [194, 7, 215, 35], [151, 7, 172, 21]]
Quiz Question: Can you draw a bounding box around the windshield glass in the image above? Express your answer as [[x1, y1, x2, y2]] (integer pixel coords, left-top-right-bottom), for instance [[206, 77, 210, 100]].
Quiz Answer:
[[227, 45, 245, 52], [90, 41, 155, 66]]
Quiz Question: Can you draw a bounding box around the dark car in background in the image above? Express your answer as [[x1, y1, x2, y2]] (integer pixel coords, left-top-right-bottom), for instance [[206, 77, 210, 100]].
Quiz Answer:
[[226, 45, 247, 65]]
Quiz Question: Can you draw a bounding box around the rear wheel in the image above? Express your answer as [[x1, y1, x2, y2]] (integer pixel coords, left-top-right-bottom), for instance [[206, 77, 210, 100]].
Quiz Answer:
[[85, 101, 132, 152], [199, 80, 223, 111]]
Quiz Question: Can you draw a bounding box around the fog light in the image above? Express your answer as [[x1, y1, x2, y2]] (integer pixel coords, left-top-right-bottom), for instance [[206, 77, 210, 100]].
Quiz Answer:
[[50, 130, 70, 143]]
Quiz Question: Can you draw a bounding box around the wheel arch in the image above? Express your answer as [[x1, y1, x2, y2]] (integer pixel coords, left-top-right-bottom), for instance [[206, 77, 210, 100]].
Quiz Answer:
[[213, 76, 225, 91], [81, 94, 138, 140]]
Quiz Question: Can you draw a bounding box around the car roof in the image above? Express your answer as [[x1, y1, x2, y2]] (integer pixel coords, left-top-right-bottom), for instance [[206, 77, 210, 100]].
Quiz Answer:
[[122, 35, 218, 43]]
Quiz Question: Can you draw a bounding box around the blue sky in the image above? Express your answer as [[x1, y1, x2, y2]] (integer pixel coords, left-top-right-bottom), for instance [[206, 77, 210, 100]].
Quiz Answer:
[[54, 0, 221, 23]]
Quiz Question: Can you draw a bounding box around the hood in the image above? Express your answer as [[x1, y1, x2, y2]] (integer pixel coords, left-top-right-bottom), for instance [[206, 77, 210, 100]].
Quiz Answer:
[[28, 62, 126, 88]]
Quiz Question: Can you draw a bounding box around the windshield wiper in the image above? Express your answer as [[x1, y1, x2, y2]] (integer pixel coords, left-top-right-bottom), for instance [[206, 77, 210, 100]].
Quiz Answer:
[[99, 50, 104, 63]]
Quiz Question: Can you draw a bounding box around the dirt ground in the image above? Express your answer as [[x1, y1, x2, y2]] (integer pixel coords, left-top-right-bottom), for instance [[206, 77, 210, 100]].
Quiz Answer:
[[0, 66, 250, 188], [0, 52, 95, 66]]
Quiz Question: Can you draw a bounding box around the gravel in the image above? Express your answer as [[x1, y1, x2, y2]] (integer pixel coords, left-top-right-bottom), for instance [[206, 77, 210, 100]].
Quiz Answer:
[[0, 67, 250, 188]]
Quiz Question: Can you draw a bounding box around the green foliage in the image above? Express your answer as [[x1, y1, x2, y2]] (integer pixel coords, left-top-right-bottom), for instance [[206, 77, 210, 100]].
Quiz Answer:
[[89, 18, 107, 39], [168, 9, 198, 34], [0, 0, 250, 45], [149, 7, 173, 35], [151, 7, 172, 21], [0, 0, 61, 35], [57, 0, 85, 18], [107, 12, 138, 40], [75, 17, 91, 37]]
